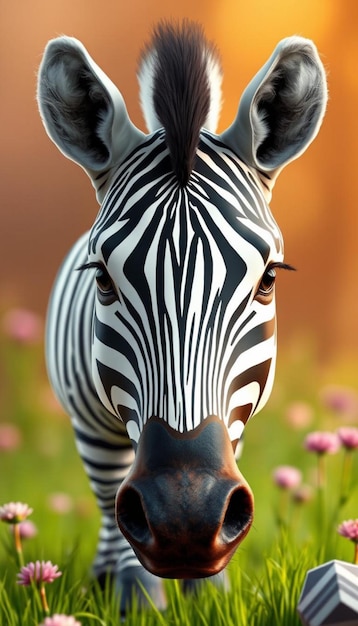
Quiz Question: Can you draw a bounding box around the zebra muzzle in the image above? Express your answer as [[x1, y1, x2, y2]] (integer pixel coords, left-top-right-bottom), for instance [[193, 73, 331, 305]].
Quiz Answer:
[[115, 416, 254, 579]]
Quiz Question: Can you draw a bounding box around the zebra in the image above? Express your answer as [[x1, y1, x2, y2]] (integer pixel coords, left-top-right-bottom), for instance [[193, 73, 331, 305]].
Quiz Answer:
[[37, 21, 327, 612]]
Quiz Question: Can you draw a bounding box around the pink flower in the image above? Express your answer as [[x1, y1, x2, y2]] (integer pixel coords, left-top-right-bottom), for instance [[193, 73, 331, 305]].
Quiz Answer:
[[0, 502, 33, 524], [17, 560, 62, 586], [272, 465, 302, 489], [321, 385, 358, 418], [2, 308, 42, 344], [39, 616, 81, 626], [47, 492, 73, 514], [292, 484, 314, 504], [337, 427, 358, 450], [10, 520, 37, 540], [337, 519, 358, 543], [285, 402, 313, 429], [0, 423, 22, 450], [304, 431, 340, 455]]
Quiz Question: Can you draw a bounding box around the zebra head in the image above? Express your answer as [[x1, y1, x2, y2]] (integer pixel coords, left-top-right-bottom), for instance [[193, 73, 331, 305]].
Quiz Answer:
[[38, 22, 327, 579]]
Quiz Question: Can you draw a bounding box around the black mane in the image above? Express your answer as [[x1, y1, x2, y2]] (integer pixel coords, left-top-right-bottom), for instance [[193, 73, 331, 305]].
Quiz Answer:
[[144, 21, 218, 187]]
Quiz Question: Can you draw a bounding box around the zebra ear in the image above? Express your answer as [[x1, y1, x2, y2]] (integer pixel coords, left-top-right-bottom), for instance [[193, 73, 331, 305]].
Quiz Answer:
[[220, 36, 327, 197], [37, 36, 145, 202]]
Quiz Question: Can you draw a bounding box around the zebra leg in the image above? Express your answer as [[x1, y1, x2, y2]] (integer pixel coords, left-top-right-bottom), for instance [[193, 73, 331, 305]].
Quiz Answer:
[[115, 565, 167, 615], [182, 570, 230, 595], [71, 417, 166, 614]]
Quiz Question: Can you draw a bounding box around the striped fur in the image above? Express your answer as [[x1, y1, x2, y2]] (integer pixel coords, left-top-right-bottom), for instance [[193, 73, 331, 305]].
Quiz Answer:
[[46, 130, 283, 582], [38, 22, 327, 609]]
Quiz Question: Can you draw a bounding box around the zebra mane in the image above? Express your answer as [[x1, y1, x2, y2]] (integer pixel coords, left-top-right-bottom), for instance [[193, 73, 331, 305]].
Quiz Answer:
[[138, 21, 222, 187]]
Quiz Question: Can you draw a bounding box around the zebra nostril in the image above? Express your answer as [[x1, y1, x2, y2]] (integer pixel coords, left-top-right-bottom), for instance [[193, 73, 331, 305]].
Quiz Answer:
[[220, 486, 253, 544], [117, 487, 152, 546]]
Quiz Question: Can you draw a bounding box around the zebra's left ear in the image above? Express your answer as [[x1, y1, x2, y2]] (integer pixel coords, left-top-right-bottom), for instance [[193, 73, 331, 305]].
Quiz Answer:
[[220, 36, 328, 198], [37, 36, 145, 203]]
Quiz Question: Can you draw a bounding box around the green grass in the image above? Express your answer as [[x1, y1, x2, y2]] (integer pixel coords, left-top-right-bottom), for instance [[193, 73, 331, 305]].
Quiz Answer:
[[0, 329, 357, 625], [0, 539, 319, 626]]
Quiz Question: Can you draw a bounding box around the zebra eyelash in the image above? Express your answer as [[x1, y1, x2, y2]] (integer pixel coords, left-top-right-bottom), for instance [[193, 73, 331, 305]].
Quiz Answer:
[[268, 262, 296, 272], [76, 261, 106, 272]]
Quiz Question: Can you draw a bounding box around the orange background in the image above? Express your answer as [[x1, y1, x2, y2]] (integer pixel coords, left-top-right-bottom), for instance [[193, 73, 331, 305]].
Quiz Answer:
[[1, 1, 357, 365]]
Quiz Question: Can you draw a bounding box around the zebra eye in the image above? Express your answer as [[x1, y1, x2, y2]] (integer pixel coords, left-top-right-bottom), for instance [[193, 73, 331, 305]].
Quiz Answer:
[[255, 262, 295, 303], [257, 267, 276, 298], [95, 267, 117, 304]]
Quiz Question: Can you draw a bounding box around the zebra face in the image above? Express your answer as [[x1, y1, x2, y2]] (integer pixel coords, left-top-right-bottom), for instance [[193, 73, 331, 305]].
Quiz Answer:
[[86, 130, 284, 576], [37, 21, 327, 579], [88, 131, 284, 455]]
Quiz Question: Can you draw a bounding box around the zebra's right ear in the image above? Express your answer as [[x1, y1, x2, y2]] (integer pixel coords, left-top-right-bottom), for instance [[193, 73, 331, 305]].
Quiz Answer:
[[220, 36, 328, 200], [37, 36, 145, 202]]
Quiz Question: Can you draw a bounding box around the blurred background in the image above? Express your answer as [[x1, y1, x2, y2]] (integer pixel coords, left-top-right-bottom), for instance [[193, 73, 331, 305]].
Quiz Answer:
[[1, 0, 357, 370]]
